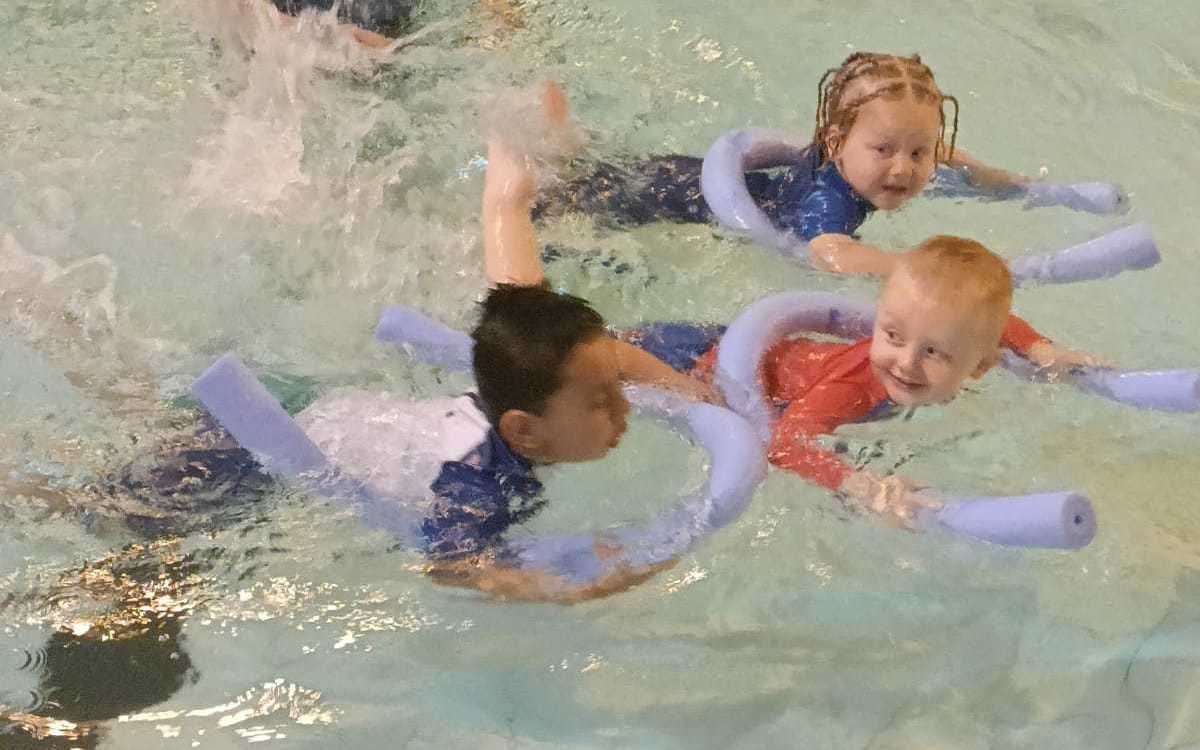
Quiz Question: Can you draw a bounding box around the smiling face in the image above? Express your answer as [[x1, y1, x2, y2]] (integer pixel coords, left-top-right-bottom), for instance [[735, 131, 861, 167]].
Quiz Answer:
[[831, 95, 942, 211], [868, 266, 998, 407], [502, 336, 630, 464]]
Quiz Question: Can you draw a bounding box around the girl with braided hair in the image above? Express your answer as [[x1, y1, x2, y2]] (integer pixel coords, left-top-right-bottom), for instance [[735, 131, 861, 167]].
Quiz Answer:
[[545, 52, 1117, 276]]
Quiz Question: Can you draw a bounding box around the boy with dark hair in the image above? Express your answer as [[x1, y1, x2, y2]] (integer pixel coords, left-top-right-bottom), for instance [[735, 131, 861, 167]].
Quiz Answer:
[[296, 84, 715, 601]]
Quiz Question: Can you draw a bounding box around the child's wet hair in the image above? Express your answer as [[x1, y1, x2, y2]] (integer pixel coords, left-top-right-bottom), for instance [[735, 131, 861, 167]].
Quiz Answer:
[[900, 235, 1013, 345], [472, 284, 607, 425], [814, 52, 960, 164]]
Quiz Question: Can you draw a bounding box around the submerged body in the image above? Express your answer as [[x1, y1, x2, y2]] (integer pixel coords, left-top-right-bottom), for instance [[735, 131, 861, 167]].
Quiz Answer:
[[266, 0, 415, 35]]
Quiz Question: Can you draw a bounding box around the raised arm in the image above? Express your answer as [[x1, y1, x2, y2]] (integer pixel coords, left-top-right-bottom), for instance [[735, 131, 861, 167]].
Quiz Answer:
[[482, 137, 545, 286], [481, 82, 573, 287]]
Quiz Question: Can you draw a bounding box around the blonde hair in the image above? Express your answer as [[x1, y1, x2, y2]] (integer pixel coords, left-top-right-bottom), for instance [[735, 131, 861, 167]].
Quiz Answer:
[[898, 235, 1013, 347], [814, 52, 959, 165]]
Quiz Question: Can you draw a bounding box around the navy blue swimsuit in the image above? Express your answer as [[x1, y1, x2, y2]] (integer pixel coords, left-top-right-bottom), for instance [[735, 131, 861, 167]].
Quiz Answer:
[[267, 0, 413, 35], [421, 395, 546, 560], [541, 147, 876, 241]]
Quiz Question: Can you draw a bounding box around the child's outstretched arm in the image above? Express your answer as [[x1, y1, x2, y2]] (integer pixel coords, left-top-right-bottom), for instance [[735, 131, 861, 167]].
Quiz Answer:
[[770, 397, 936, 526], [613, 340, 722, 404], [943, 146, 1028, 195], [427, 549, 674, 604], [808, 234, 902, 276], [1002, 315, 1114, 375]]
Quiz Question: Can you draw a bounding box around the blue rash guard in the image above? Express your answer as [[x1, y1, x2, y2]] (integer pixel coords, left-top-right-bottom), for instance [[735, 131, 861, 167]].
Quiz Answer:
[[766, 147, 875, 241]]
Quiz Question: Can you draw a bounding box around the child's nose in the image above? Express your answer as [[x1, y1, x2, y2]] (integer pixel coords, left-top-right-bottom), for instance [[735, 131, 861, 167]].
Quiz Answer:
[[898, 346, 921, 372]]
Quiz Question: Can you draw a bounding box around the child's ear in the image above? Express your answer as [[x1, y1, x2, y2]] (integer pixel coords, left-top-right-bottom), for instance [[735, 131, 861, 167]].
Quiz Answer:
[[824, 126, 844, 158], [498, 409, 543, 457]]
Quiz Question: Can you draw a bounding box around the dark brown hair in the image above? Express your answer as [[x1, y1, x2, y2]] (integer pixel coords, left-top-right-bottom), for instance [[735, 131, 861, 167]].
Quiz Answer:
[[471, 284, 606, 426]]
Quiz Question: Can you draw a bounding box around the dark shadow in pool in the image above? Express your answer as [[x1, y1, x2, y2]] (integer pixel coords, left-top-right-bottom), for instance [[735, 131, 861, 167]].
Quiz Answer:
[[2, 416, 278, 747]]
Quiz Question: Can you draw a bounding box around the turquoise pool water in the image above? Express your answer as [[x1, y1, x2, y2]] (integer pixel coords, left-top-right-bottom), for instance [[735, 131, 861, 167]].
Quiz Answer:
[[2, 0, 1199, 747]]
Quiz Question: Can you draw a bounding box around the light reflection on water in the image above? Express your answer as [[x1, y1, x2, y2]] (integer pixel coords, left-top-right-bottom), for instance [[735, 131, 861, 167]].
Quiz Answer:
[[1, 0, 1199, 747]]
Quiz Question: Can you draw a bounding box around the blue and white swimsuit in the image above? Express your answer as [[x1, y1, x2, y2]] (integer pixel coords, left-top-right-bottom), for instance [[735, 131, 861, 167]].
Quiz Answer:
[[297, 390, 544, 560]]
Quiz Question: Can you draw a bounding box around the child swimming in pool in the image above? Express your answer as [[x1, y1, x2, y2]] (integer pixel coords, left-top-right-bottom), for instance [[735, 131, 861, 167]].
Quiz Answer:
[[293, 82, 718, 602], [626, 235, 1035, 520], [545, 51, 1114, 374]]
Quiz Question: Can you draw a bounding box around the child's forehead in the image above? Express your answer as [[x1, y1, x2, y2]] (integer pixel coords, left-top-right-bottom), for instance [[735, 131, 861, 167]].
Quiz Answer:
[[852, 95, 941, 132], [562, 337, 620, 387], [879, 274, 980, 332]]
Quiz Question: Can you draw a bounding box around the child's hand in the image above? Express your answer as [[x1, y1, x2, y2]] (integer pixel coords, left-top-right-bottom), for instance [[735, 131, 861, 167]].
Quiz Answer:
[[483, 81, 576, 206], [1027, 341, 1115, 377], [540, 80, 570, 126], [843, 471, 942, 527]]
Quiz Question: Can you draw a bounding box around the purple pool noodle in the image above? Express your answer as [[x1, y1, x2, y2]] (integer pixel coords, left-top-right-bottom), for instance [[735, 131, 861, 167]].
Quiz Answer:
[[192, 353, 328, 475], [1009, 223, 1160, 287], [1024, 181, 1129, 215], [929, 168, 1128, 215], [1000, 352, 1200, 413], [921, 492, 1096, 549], [375, 306, 472, 372], [1074, 369, 1200, 413], [700, 128, 812, 260]]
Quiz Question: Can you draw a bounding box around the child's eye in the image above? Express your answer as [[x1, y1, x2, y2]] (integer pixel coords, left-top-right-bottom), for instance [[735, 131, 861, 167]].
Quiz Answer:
[[886, 329, 902, 344], [924, 345, 948, 361]]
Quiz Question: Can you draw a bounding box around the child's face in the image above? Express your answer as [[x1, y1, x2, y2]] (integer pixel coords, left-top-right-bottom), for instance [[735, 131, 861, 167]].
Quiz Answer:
[[868, 269, 997, 407], [524, 336, 630, 464], [832, 95, 942, 211]]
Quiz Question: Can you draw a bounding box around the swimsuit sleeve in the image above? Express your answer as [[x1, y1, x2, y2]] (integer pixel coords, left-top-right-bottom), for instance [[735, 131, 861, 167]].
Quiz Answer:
[[424, 458, 545, 560], [767, 155, 870, 242], [773, 183, 863, 242], [1001, 315, 1048, 357], [768, 399, 854, 490]]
